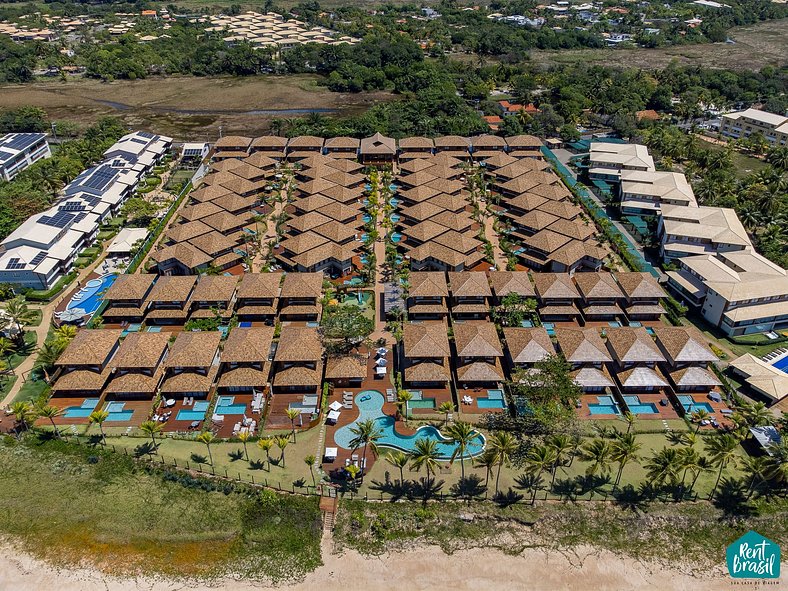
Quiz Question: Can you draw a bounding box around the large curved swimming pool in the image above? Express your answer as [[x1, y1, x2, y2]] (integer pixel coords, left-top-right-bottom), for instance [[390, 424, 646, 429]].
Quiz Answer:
[[333, 390, 485, 460], [65, 273, 117, 316]]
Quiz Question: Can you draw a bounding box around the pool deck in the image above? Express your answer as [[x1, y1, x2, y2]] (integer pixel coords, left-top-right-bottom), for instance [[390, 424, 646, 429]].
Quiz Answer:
[[322, 351, 403, 475], [675, 390, 732, 430], [457, 386, 508, 416], [53, 271, 103, 327]]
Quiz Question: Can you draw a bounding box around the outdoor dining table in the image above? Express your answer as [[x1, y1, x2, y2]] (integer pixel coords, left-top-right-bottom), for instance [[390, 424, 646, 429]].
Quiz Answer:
[[329, 400, 343, 412]]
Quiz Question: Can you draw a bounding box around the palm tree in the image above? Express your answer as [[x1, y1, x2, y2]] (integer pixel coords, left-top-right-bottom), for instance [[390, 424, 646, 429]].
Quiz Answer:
[[691, 409, 711, 434], [345, 463, 362, 491], [524, 444, 557, 502], [304, 454, 317, 489], [567, 433, 583, 467], [34, 339, 67, 382], [546, 433, 573, 476], [397, 389, 413, 419], [54, 324, 77, 343], [237, 430, 251, 461], [475, 448, 497, 490], [197, 431, 216, 465], [349, 418, 382, 478], [285, 407, 300, 442], [610, 433, 641, 486], [579, 439, 613, 477], [409, 438, 441, 488], [740, 402, 773, 430], [4, 296, 37, 343], [623, 411, 637, 434], [489, 431, 518, 494], [275, 434, 289, 467], [676, 446, 701, 495], [764, 440, 788, 485], [385, 450, 409, 483], [257, 437, 273, 469], [740, 455, 768, 499], [9, 401, 35, 435], [139, 420, 163, 452], [765, 146, 788, 172], [88, 409, 110, 445], [644, 447, 681, 488], [687, 456, 713, 495], [438, 400, 454, 425], [704, 434, 739, 501], [35, 403, 63, 438], [447, 421, 477, 479], [0, 336, 14, 369]]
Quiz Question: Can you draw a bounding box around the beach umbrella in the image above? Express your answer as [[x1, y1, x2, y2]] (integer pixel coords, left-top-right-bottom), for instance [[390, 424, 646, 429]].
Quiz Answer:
[[59, 309, 86, 323]]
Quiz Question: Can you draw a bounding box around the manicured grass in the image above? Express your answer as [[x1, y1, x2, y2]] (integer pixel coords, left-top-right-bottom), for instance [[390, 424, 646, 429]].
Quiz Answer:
[[6, 330, 37, 370], [0, 437, 322, 581], [13, 378, 49, 404], [101, 426, 324, 494], [696, 139, 768, 178], [0, 374, 18, 400]]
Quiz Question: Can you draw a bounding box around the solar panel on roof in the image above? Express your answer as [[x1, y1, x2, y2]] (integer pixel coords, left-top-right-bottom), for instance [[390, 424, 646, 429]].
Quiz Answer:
[[130, 138, 147, 145], [5, 257, 25, 270], [41, 211, 75, 228], [30, 252, 46, 265], [3, 134, 42, 151], [61, 201, 86, 212], [73, 212, 88, 223], [137, 131, 155, 139]]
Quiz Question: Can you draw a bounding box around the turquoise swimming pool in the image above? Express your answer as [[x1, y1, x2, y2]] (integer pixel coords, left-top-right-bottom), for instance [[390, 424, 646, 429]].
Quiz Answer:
[[678, 396, 713, 414], [103, 402, 134, 421], [65, 274, 117, 316], [62, 398, 100, 418], [176, 400, 210, 421], [333, 390, 485, 460], [588, 395, 620, 415], [215, 395, 247, 415], [623, 396, 658, 414]]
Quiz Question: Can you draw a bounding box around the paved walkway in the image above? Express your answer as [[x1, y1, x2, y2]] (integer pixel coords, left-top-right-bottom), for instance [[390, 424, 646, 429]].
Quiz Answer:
[[370, 177, 389, 344], [482, 208, 506, 270]]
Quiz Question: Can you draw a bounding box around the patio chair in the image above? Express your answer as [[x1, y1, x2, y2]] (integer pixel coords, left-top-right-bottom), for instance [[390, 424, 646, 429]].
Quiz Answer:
[[343, 402, 352, 409]]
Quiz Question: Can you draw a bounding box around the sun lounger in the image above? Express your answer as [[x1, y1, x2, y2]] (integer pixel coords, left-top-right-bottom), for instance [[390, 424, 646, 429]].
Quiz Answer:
[[212, 413, 225, 423], [343, 402, 352, 409]]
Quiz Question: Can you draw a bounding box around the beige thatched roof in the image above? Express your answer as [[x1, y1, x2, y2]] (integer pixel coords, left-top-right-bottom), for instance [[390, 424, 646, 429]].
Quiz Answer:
[[503, 327, 554, 364], [145, 276, 196, 305], [454, 323, 503, 358], [237, 272, 282, 299], [166, 331, 221, 368], [275, 326, 322, 362], [221, 327, 275, 363], [555, 328, 612, 364], [448, 272, 491, 298], [404, 360, 450, 383], [110, 332, 170, 369], [280, 272, 322, 298], [456, 360, 504, 382], [613, 272, 668, 300], [606, 327, 665, 364], [56, 329, 121, 367], [573, 273, 624, 300], [325, 355, 367, 379], [403, 322, 450, 358], [653, 327, 718, 365], [533, 273, 580, 300], [104, 274, 155, 301], [489, 271, 535, 298]]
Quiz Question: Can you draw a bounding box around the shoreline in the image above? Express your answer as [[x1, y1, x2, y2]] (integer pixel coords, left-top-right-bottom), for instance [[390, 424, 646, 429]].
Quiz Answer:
[[2, 538, 775, 591]]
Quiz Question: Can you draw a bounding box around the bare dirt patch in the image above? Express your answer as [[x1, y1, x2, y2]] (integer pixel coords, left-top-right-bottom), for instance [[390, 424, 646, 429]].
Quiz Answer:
[[0, 75, 393, 140]]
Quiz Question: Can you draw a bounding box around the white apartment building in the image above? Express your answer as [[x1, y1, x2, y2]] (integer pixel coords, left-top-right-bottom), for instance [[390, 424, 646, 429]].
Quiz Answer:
[[657, 204, 752, 262], [588, 142, 655, 182], [720, 108, 788, 146], [0, 131, 172, 289], [666, 250, 788, 336], [619, 170, 696, 215], [0, 133, 52, 181]]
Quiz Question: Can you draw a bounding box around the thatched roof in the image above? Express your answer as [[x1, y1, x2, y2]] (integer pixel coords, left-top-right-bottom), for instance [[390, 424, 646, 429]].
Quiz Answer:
[[409, 272, 449, 298], [653, 327, 718, 365], [488, 271, 535, 298], [110, 333, 170, 369], [56, 329, 121, 367], [280, 272, 323, 298], [555, 328, 612, 363], [325, 355, 367, 379], [453, 323, 503, 358], [166, 331, 221, 368], [503, 327, 554, 364], [606, 327, 665, 364], [448, 272, 492, 298], [104, 274, 155, 301], [403, 322, 450, 358], [275, 326, 322, 362]]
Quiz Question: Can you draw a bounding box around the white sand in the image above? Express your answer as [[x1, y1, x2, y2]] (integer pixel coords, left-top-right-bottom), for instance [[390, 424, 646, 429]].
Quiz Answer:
[[3, 536, 777, 591]]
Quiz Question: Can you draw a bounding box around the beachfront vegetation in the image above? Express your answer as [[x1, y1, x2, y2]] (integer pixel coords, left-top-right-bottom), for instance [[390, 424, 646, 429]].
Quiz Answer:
[[0, 436, 322, 581]]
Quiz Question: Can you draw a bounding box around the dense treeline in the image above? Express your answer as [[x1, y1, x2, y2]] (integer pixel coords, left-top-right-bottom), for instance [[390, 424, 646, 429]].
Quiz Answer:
[[0, 116, 126, 240]]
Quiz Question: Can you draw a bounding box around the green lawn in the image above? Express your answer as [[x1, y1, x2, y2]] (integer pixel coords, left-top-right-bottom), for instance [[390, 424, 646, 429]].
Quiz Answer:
[[13, 378, 49, 404], [696, 139, 768, 178], [99, 426, 324, 494], [0, 438, 322, 581]]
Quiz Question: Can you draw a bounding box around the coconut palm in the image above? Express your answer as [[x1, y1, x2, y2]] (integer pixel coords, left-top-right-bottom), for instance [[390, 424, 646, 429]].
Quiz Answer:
[[740, 402, 773, 430], [396, 389, 413, 419], [489, 431, 518, 494], [740, 455, 768, 499], [54, 324, 77, 343], [623, 411, 637, 434], [579, 439, 613, 477], [274, 434, 290, 467], [345, 463, 361, 491], [475, 448, 497, 490], [304, 454, 317, 489], [88, 409, 110, 445], [765, 146, 788, 172], [409, 438, 441, 488], [257, 437, 273, 468], [644, 447, 681, 488], [285, 407, 300, 442], [0, 336, 14, 368], [139, 420, 163, 452], [690, 409, 711, 434], [447, 421, 477, 479], [349, 418, 382, 478], [385, 450, 409, 483], [524, 444, 557, 502], [676, 446, 701, 495], [687, 455, 713, 495], [35, 403, 63, 438], [610, 433, 641, 486], [197, 431, 216, 465], [237, 430, 251, 461], [546, 433, 573, 474], [9, 401, 35, 435], [4, 296, 37, 342], [704, 433, 739, 501], [34, 339, 67, 382], [438, 400, 454, 425], [763, 439, 788, 485]]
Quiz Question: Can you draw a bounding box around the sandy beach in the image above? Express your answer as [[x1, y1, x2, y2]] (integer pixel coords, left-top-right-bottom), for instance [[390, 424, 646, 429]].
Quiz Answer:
[[3, 536, 776, 591]]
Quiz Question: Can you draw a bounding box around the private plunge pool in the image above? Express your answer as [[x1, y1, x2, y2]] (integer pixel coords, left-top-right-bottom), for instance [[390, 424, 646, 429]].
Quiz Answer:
[[588, 395, 621, 415], [333, 390, 485, 460]]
